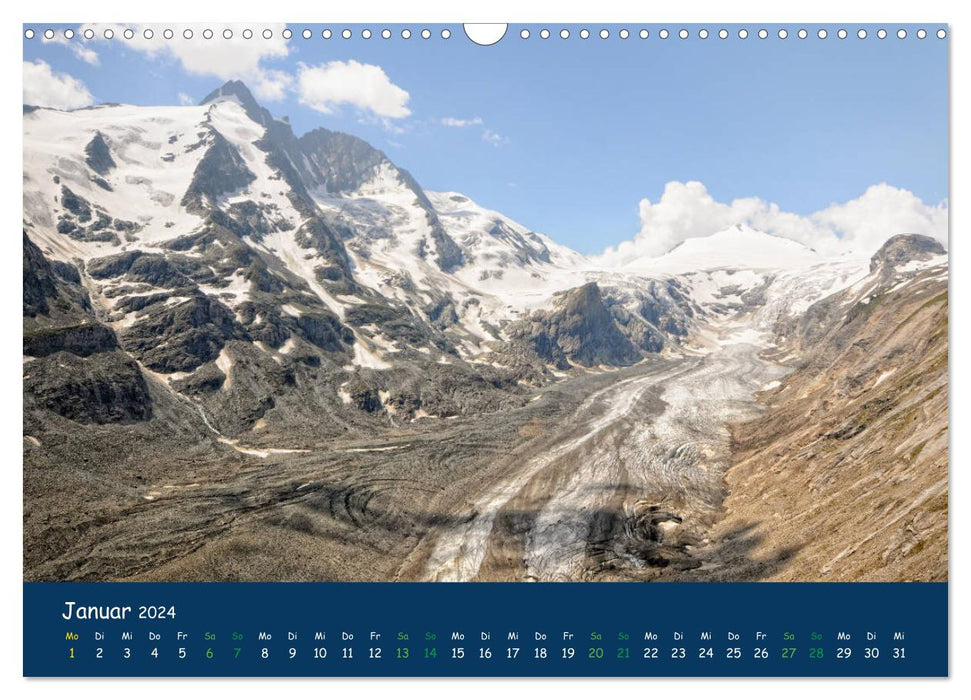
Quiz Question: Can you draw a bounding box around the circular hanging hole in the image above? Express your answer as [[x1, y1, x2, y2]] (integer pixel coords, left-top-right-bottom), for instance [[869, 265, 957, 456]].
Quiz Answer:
[[837, 28, 847, 39], [738, 28, 748, 39], [223, 29, 233, 40], [342, 29, 352, 39], [441, 28, 451, 39], [778, 28, 788, 39], [463, 24, 507, 46], [798, 28, 808, 39], [699, 28, 709, 39], [877, 29, 887, 39], [282, 28, 292, 39], [64, 29, 75, 39], [619, 28, 630, 39], [639, 29, 649, 39], [203, 29, 213, 40], [937, 29, 947, 39], [540, 28, 550, 39], [679, 29, 689, 39], [104, 29, 114, 39], [580, 28, 589, 39], [659, 28, 669, 39], [560, 29, 569, 39], [242, 29, 252, 40], [521, 29, 530, 39], [262, 29, 272, 39], [917, 28, 927, 39], [818, 28, 828, 39], [758, 28, 768, 39], [124, 28, 135, 40], [421, 29, 431, 39], [897, 29, 907, 39], [44, 28, 54, 39], [322, 29, 332, 39], [382, 29, 392, 39], [857, 28, 867, 39], [144, 29, 154, 39], [184, 29, 193, 39], [24, 28, 34, 39], [84, 28, 95, 39], [164, 28, 175, 39], [362, 29, 372, 39], [600, 29, 609, 39], [401, 28, 411, 39], [718, 29, 728, 39]]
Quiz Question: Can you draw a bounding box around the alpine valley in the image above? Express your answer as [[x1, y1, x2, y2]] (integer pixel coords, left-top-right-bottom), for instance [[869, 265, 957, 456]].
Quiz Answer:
[[23, 82, 948, 583]]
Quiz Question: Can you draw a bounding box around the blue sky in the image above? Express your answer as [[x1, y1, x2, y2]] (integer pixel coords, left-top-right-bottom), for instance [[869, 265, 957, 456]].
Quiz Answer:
[[24, 24, 948, 254]]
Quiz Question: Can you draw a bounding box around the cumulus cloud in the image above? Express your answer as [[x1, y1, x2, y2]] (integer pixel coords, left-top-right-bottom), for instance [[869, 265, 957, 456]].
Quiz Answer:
[[441, 116, 483, 127], [78, 23, 291, 101], [23, 60, 94, 110], [599, 181, 948, 263], [297, 60, 410, 119]]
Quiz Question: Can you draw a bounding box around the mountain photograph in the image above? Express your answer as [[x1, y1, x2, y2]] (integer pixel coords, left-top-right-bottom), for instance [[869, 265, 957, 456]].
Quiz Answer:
[[22, 27, 948, 583]]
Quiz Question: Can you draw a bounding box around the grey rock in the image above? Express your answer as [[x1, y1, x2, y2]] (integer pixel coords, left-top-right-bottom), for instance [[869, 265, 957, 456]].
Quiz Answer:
[[24, 351, 152, 424], [119, 294, 249, 372], [510, 282, 643, 368], [84, 131, 116, 176], [24, 322, 119, 358], [870, 234, 946, 273]]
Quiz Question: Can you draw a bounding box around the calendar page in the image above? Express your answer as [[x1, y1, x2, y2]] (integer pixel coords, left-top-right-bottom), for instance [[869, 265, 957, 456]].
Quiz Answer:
[[21, 20, 948, 678]]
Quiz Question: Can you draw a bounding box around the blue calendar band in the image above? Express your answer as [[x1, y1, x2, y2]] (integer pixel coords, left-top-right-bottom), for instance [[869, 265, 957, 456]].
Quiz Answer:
[[24, 582, 947, 677]]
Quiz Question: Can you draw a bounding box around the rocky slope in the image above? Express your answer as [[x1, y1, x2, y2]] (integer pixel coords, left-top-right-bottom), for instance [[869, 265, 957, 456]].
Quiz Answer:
[[694, 235, 947, 581]]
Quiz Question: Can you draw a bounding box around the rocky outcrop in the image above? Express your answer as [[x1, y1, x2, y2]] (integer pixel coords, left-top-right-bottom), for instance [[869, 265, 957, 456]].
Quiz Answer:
[[23, 237, 153, 424], [84, 131, 116, 176], [118, 294, 249, 373], [22, 231, 91, 324], [24, 351, 152, 424], [299, 129, 391, 194], [869, 233, 946, 273], [298, 126, 464, 272], [24, 322, 118, 358], [510, 282, 643, 368], [181, 129, 256, 213]]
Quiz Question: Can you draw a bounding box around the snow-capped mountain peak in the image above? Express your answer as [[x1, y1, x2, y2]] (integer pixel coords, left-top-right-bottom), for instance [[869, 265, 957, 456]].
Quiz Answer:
[[427, 191, 586, 272], [625, 224, 821, 274]]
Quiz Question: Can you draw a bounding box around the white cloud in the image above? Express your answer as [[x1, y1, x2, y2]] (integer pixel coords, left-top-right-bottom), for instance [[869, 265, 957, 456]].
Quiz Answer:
[[23, 60, 94, 110], [73, 45, 100, 65], [79, 23, 291, 101], [250, 69, 292, 102], [42, 33, 99, 65], [441, 116, 483, 127], [442, 116, 506, 147], [297, 60, 410, 119], [600, 181, 948, 263], [177, 92, 195, 106], [481, 128, 508, 147]]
